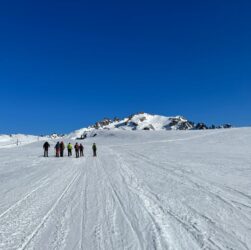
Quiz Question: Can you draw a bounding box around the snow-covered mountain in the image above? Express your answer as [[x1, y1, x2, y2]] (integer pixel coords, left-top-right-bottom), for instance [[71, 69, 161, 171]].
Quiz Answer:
[[0, 113, 232, 144], [68, 112, 231, 139]]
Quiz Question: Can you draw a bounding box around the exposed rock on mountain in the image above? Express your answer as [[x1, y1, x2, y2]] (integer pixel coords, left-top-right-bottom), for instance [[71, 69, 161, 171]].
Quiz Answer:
[[68, 112, 232, 140]]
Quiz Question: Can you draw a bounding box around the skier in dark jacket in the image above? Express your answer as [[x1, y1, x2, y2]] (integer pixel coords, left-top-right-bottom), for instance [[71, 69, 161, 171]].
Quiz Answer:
[[92, 143, 97, 157], [74, 143, 80, 158], [43, 141, 50, 157], [55, 142, 60, 157], [60, 141, 65, 157], [79, 143, 84, 157]]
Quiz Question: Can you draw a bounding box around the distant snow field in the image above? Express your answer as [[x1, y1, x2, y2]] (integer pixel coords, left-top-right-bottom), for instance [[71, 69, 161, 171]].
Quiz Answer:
[[0, 128, 251, 249], [0, 134, 45, 148]]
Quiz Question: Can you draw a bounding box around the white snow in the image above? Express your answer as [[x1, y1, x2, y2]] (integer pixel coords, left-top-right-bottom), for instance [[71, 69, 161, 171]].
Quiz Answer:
[[0, 134, 47, 148], [115, 113, 187, 130], [68, 113, 194, 139], [0, 128, 251, 249]]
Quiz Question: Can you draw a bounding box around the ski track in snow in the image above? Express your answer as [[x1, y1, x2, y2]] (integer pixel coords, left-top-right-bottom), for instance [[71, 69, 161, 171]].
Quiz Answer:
[[108, 149, 209, 250], [115, 150, 249, 250], [0, 175, 50, 220], [94, 157, 145, 250], [18, 171, 81, 250], [0, 128, 251, 249]]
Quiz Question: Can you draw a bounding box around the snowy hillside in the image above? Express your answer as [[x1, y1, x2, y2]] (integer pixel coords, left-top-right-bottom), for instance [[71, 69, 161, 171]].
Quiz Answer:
[[0, 134, 46, 148], [0, 127, 250, 249], [0, 133, 65, 148], [68, 112, 231, 139]]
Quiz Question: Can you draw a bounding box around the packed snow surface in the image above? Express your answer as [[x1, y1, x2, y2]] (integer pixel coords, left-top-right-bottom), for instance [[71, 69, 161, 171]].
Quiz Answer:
[[0, 128, 251, 249]]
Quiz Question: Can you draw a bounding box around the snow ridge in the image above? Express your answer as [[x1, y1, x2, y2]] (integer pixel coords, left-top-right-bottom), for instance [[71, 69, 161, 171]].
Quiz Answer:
[[69, 112, 231, 139]]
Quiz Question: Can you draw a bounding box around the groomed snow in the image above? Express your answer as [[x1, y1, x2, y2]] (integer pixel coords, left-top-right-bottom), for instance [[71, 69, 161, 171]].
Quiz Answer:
[[0, 128, 251, 249]]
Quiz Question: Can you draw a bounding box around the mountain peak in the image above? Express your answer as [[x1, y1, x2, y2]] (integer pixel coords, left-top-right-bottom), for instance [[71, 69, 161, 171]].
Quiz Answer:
[[68, 112, 232, 139]]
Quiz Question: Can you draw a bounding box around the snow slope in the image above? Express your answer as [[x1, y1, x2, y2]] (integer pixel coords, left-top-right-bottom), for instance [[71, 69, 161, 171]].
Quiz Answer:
[[104, 113, 193, 130], [0, 134, 46, 148], [68, 113, 195, 139], [68, 112, 232, 140], [0, 128, 251, 249]]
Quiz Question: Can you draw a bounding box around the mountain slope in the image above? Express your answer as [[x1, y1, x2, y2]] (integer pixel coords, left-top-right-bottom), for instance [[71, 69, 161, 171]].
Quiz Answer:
[[0, 128, 250, 249], [68, 112, 230, 139], [0, 134, 45, 148]]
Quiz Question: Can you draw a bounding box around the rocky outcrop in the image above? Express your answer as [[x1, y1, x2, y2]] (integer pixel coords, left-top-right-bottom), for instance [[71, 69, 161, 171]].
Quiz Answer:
[[195, 123, 208, 130]]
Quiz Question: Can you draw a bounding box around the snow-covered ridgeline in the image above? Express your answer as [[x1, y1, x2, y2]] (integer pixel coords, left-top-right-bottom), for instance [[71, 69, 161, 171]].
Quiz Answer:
[[68, 112, 231, 139]]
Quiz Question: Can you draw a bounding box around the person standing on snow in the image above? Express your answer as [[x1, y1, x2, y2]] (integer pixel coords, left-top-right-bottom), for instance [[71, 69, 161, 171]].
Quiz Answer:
[[74, 143, 80, 158], [55, 142, 60, 157], [67, 143, 73, 157], [79, 143, 84, 157], [43, 141, 50, 157], [60, 141, 65, 157], [92, 143, 97, 157]]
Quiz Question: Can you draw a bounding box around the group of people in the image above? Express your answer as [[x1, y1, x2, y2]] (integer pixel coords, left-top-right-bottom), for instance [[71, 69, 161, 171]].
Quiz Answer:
[[43, 141, 97, 158]]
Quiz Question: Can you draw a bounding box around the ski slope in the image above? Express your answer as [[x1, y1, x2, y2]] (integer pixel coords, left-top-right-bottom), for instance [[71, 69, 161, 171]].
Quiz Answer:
[[0, 134, 45, 148], [0, 128, 251, 250]]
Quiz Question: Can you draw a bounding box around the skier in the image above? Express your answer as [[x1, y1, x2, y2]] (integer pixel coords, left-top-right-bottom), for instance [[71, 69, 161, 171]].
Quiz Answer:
[[67, 143, 73, 157], [43, 141, 50, 157], [79, 143, 84, 157], [74, 143, 80, 158], [92, 143, 97, 157], [55, 142, 60, 157], [60, 141, 65, 157]]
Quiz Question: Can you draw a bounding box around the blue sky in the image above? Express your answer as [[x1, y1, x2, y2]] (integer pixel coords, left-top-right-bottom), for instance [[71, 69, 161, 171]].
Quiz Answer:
[[0, 0, 250, 134]]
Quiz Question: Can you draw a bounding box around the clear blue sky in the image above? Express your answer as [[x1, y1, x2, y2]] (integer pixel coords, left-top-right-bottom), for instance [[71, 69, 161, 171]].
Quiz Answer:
[[0, 0, 250, 134]]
